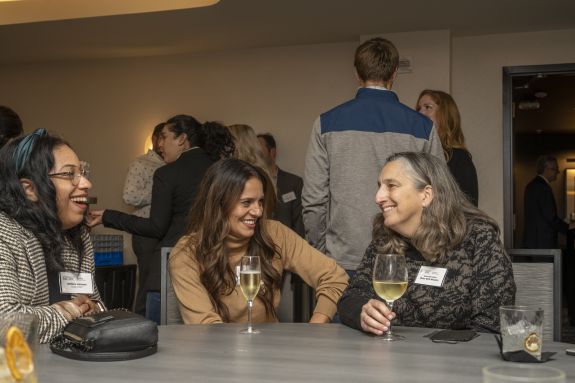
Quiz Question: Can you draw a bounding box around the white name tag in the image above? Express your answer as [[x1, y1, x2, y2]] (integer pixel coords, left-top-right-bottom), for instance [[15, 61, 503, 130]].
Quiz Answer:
[[414, 266, 447, 287], [59, 272, 94, 294], [281, 191, 296, 203]]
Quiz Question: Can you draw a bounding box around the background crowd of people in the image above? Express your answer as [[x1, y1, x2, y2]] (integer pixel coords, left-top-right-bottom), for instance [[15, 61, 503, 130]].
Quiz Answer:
[[0, 37, 523, 343]]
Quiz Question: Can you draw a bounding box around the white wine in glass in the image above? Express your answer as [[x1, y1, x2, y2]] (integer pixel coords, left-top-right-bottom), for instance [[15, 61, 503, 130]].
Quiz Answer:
[[240, 271, 261, 301], [372, 280, 408, 302], [239, 255, 261, 334], [372, 253, 408, 341]]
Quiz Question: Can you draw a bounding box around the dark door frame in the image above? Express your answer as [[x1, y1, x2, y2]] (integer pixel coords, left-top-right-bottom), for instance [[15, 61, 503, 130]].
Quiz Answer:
[[502, 63, 575, 248]]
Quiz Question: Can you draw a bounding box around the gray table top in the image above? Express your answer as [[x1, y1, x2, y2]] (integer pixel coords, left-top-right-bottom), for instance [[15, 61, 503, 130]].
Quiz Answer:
[[36, 324, 575, 382]]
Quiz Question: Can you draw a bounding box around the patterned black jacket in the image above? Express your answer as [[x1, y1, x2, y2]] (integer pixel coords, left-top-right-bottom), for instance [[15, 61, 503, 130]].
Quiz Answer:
[[338, 219, 515, 332]]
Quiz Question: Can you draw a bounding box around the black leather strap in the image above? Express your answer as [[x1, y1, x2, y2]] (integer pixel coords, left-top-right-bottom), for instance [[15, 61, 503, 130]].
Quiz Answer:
[[50, 344, 157, 361]]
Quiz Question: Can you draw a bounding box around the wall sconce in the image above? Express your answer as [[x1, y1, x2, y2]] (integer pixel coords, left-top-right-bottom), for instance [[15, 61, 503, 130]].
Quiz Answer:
[[144, 136, 153, 154]]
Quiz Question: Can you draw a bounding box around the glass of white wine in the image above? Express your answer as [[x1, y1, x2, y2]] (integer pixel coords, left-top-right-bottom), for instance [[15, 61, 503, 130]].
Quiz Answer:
[[372, 253, 408, 341], [239, 255, 261, 334]]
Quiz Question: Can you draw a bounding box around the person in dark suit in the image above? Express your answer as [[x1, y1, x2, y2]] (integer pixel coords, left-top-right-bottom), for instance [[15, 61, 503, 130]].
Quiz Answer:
[[257, 133, 304, 236], [88, 115, 234, 323], [121, 123, 165, 316], [523, 155, 569, 248], [258, 133, 310, 322]]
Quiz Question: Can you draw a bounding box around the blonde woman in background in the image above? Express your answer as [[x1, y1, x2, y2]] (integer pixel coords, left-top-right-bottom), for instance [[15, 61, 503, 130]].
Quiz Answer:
[[416, 90, 478, 206], [228, 124, 276, 217]]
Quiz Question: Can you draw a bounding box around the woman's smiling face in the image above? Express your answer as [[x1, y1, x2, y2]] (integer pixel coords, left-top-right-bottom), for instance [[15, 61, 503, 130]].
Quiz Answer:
[[227, 177, 264, 242], [50, 145, 92, 230], [375, 160, 431, 238]]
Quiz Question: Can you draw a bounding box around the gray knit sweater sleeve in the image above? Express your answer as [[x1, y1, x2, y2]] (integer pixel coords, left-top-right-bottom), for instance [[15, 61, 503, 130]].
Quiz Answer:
[[302, 117, 329, 252]]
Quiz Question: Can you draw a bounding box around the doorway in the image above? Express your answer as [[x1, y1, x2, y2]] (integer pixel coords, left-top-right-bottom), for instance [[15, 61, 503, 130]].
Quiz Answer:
[[502, 63, 575, 343], [502, 63, 575, 248]]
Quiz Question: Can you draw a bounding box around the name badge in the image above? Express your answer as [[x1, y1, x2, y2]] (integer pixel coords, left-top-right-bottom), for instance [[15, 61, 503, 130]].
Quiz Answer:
[[414, 266, 447, 287], [59, 272, 94, 294], [281, 191, 296, 203]]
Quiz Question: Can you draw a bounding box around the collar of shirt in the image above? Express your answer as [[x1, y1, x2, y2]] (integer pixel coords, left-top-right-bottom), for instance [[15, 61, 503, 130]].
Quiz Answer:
[[537, 174, 551, 185], [363, 85, 389, 91]]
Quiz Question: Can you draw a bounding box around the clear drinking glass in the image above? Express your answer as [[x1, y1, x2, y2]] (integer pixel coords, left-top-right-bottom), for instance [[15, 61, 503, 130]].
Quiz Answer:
[[499, 305, 544, 360], [239, 255, 261, 334], [372, 253, 408, 341], [483, 364, 565, 383], [0, 313, 38, 383]]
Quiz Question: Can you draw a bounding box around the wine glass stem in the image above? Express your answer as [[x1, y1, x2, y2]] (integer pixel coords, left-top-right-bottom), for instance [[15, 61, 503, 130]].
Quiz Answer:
[[387, 301, 394, 335], [247, 300, 254, 332]]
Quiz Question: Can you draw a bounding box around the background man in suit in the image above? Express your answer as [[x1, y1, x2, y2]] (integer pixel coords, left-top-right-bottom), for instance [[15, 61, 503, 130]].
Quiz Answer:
[[258, 132, 309, 322], [257, 133, 304, 236], [523, 155, 570, 248]]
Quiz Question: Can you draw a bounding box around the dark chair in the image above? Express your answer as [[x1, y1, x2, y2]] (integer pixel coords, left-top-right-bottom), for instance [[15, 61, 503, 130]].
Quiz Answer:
[[95, 264, 137, 310], [160, 247, 183, 325]]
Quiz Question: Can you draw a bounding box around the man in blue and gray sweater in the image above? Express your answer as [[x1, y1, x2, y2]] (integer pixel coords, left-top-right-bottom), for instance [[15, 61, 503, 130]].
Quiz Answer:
[[302, 37, 444, 276]]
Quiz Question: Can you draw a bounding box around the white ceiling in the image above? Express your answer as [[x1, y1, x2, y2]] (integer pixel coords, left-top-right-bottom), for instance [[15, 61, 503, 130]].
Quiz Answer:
[[0, 0, 219, 25], [0, 0, 574, 64]]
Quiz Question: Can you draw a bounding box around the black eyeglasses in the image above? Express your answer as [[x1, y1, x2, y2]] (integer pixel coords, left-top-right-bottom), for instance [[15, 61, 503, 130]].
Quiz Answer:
[[49, 161, 90, 186]]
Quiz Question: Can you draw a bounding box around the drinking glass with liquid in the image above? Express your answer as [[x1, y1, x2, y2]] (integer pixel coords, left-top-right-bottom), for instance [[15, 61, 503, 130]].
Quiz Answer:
[[0, 313, 38, 383], [239, 255, 261, 334], [372, 253, 408, 341]]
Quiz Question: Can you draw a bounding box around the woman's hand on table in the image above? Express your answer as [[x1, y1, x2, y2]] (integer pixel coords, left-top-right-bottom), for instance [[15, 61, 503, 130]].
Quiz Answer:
[[360, 299, 395, 335], [72, 294, 98, 315], [52, 294, 98, 321], [52, 301, 81, 321]]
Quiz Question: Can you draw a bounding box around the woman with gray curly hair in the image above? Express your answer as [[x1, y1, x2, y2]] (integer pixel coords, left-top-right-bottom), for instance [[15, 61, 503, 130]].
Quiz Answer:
[[338, 152, 515, 335]]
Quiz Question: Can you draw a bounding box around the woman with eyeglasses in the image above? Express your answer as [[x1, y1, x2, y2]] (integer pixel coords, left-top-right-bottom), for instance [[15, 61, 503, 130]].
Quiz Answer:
[[0, 129, 102, 343]]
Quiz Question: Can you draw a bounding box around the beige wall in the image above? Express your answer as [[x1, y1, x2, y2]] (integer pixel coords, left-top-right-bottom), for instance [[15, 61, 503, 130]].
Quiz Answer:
[[2, 28, 575, 262], [0, 42, 359, 263], [452, 28, 575, 231], [362, 30, 451, 106]]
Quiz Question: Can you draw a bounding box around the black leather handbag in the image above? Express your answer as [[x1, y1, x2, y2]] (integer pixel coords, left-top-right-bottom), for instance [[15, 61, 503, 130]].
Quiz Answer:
[[50, 310, 158, 361]]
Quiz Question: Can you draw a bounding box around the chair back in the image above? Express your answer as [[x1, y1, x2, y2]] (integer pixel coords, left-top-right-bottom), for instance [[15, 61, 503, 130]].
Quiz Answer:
[[508, 248, 561, 341], [160, 247, 183, 325]]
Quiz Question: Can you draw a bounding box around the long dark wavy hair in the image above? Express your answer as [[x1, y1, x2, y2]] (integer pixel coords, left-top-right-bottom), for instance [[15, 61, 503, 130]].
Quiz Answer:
[[0, 132, 85, 271], [165, 115, 235, 160], [373, 152, 498, 263], [183, 159, 282, 322]]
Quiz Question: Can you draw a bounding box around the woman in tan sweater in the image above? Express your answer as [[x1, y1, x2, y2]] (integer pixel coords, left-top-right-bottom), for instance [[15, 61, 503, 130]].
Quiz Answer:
[[170, 159, 348, 324]]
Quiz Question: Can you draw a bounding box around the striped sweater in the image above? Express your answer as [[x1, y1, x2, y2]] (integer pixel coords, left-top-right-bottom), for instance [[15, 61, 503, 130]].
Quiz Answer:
[[0, 212, 101, 343]]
